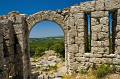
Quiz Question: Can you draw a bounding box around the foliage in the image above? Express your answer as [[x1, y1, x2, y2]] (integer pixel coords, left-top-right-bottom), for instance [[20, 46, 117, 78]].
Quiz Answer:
[[96, 64, 112, 78], [30, 37, 65, 58], [79, 69, 87, 74]]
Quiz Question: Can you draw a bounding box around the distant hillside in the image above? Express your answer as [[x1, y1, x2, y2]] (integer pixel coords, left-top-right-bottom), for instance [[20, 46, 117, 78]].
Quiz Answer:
[[29, 36, 64, 43]]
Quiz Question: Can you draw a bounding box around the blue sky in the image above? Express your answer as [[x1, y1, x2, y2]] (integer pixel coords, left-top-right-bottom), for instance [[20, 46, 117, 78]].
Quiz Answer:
[[0, 0, 93, 38]]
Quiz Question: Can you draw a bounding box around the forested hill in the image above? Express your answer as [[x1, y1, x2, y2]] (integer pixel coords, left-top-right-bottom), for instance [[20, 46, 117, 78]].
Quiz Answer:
[[29, 36, 65, 58]]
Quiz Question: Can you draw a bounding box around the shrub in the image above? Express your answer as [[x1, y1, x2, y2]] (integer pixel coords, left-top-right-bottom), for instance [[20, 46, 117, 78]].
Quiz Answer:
[[79, 69, 87, 74], [96, 64, 112, 78]]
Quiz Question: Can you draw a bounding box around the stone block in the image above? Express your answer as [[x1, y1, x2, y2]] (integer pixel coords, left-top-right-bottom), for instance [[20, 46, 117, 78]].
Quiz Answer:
[[83, 53, 93, 58], [78, 32, 84, 37], [73, 13, 84, 19], [116, 25, 120, 32], [117, 16, 120, 25], [100, 17, 109, 25], [65, 16, 75, 26], [115, 39, 120, 46], [80, 1, 95, 12], [91, 47, 109, 54], [91, 40, 109, 47], [118, 9, 120, 16], [92, 32, 108, 41], [9, 13, 26, 23], [91, 41, 102, 47], [115, 46, 120, 54], [79, 46, 85, 53], [95, 0, 105, 11], [116, 32, 120, 39], [90, 58, 102, 64], [75, 19, 85, 26], [93, 54, 103, 58], [91, 25, 102, 32], [101, 58, 113, 64], [75, 37, 84, 45], [91, 18, 100, 26], [13, 24, 25, 34], [103, 54, 117, 58], [75, 52, 83, 57], [68, 44, 78, 53], [91, 11, 108, 18], [105, 0, 120, 10], [113, 58, 120, 64], [70, 6, 80, 13], [76, 57, 89, 62]]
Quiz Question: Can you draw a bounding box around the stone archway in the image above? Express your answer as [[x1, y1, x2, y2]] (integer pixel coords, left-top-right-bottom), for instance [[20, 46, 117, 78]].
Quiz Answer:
[[26, 11, 69, 77]]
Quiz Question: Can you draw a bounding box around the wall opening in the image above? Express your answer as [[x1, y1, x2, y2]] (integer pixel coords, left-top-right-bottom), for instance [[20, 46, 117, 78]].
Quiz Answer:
[[109, 10, 117, 54], [29, 20, 65, 78], [84, 13, 91, 53]]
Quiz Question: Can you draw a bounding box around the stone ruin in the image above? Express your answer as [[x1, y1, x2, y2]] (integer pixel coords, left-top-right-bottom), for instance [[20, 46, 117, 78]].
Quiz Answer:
[[0, 0, 120, 79]]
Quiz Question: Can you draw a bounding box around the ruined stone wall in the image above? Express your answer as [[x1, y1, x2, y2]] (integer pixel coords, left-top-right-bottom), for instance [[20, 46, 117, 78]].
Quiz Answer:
[[0, 0, 120, 79]]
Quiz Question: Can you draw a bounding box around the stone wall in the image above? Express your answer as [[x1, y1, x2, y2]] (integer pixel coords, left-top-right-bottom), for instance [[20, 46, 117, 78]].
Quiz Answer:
[[0, 0, 120, 79]]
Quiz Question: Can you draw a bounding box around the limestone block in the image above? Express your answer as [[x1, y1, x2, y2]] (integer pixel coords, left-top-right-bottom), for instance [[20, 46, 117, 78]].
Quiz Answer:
[[92, 33, 98, 41], [115, 46, 120, 54], [75, 52, 83, 57], [66, 16, 75, 26], [79, 46, 85, 53], [116, 25, 120, 32], [78, 32, 84, 37], [70, 6, 80, 13], [116, 32, 120, 39], [117, 55, 120, 59], [113, 58, 120, 64], [69, 31, 77, 39], [91, 40, 109, 47], [9, 13, 26, 23], [90, 58, 102, 64], [91, 25, 101, 32], [68, 44, 78, 53], [75, 37, 84, 45], [91, 18, 99, 26], [77, 27, 84, 32], [92, 32, 108, 41], [80, 1, 95, 12], [98, 32, 109, 41], [13, 24, 25, 34], [91, 24, 109, 32], [91, 47, 109, 54], [76, 57, 89, 62], [117, 16, 120, 25], [91, 41, 102, 47], [68, 36, 75, 44], [118, 9, 120, 16], [101, 40, 109, 47], [105, 0, 120, 10], [115, 39, 120, 45], [83, 53, 93, 58], [103, 54, 117, 58], [73, 13, 84, 19], [95, 0, 105, 11], [100, 17, 109, 25], [93, 54, 103, 58], [75, 19, 84, 26], [91, 11, 108, 18], [101, 58, 113, 64]]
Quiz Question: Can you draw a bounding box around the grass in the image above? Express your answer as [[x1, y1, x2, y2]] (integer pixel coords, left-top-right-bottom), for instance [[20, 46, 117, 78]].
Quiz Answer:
[[63, 64, 114, 79]]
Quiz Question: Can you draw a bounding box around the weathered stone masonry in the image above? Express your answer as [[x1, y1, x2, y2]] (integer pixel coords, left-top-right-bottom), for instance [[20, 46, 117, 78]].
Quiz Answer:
[[0, 0, 120, 79]]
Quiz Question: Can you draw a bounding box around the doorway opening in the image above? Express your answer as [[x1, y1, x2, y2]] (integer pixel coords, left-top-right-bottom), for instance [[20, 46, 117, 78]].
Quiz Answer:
[[29, 20, 65, 78]]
